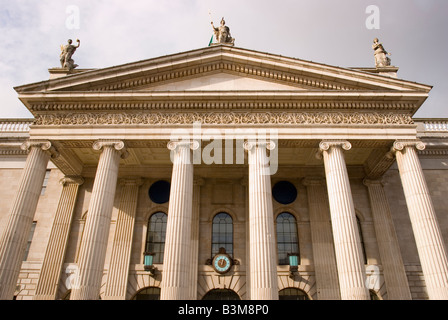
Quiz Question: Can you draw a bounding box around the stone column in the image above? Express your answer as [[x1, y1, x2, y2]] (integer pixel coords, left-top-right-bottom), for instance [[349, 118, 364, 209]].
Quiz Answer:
[[34, 176, 84, 300], [0, 140, 58, 300], [318, 140, 369, 300], [393, 140, 448, 300], [160, 140, 198, 300], [70, 140, 128, 300], [302, 177, 341, 300], [103, 178, 142, 300], [363, 179, 412, 300], [244, 140, 278, 300]]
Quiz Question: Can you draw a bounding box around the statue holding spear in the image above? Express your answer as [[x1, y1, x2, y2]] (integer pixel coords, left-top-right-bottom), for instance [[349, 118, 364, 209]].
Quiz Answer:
[[209, 11, 235, 46]]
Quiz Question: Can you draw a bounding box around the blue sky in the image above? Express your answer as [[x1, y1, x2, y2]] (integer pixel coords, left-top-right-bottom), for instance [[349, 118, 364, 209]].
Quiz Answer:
[[0, 0, 447, 118]]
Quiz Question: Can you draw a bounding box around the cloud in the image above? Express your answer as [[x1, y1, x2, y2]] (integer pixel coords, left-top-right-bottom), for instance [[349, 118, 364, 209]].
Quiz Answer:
[[0, 0, 447, 118]]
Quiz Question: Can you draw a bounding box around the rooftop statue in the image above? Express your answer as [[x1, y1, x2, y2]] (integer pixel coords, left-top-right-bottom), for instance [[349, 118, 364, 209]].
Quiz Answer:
[[211, 17, 235, 45], [60, 39, 80, 70], [372, 38, 391, 68]]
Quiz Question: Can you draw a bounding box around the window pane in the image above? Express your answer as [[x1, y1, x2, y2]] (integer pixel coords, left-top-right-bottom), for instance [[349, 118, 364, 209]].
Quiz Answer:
[[146, 212, 167, 264], [276, 213, 299, 265], [211, 213, 233, 258]]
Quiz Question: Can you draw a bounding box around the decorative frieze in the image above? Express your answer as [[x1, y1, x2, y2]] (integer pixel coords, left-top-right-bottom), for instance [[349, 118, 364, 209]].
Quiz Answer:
[[34, 111, 414, 126]]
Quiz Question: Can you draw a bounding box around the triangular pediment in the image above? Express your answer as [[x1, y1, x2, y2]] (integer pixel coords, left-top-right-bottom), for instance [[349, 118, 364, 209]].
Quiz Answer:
[[15, 45, 431, 94], [14, 45, 432, 117]]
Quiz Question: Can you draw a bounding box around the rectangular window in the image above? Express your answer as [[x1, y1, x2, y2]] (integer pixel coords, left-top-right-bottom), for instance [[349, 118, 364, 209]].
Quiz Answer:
[[41, 170, 51, 196], [23, 222, 37, 261]]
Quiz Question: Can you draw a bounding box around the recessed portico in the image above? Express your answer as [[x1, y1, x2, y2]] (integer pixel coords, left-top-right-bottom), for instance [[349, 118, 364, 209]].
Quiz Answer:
[[0, 45, 446, 300]]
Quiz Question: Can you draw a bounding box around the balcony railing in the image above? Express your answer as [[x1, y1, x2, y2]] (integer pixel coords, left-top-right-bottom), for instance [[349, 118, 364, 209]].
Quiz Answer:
[[0, 119, 33, 132], [414, 119, 448, 134]]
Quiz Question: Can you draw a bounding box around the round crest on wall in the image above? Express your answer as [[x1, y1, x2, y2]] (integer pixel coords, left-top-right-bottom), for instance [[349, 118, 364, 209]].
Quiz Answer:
[[272, 181, 297, 204]]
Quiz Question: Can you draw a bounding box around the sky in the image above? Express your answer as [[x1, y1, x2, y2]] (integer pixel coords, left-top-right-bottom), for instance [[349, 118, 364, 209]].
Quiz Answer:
[[0, 0, 447, 119]]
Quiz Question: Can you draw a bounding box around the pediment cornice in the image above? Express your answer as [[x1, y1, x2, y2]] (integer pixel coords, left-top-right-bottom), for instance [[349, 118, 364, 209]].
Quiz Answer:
[[15, 45, 431, 95]]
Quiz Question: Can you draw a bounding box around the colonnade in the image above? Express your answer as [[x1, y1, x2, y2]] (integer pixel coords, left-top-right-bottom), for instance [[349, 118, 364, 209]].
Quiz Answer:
[[0, 138, 447, 300]]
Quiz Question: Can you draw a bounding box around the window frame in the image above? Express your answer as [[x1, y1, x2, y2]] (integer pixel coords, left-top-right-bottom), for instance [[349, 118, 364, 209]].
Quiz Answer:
[[211, 212, 234, 258], [275, 212, 300, 266], [145, 211, 168, 264]]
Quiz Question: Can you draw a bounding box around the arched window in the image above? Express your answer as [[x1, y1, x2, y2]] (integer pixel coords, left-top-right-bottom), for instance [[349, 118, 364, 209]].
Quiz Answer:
[[276, 212, 299, 265], [211, 213, 233, 257], [202, 289, 240, 300], [279, 288, 310, 300], [145, 212, 167, 264], [132, 287, 161, 300]]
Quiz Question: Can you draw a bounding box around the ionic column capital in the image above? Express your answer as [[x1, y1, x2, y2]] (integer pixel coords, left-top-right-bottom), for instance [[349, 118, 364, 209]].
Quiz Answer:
[[392, 140, 426, 153], [60, 176, 84, 186], [21, 140, 59, 159], [93, 140, 129, 159], [319, 140, 352, 152], [316, 140, 351, 160], [167, 140, 200, 151], [243, 140, 276, 152]]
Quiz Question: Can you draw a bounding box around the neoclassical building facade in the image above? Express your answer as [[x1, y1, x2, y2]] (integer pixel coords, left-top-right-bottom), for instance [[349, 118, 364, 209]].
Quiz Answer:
[[0, 44, 448, 300]]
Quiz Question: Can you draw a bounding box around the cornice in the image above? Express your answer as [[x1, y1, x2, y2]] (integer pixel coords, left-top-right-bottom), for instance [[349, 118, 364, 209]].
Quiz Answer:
[[26, 98, 419, 113], [84, 61, 360, 92]]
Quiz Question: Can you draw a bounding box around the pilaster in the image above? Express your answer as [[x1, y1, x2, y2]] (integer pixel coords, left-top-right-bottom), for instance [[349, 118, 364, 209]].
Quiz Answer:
[[302, 177, 340, 300], [103, 178, 143, 300], [34, 176, 84, 300], [189, 177, 204, 300], [363, 178, 412, 299]]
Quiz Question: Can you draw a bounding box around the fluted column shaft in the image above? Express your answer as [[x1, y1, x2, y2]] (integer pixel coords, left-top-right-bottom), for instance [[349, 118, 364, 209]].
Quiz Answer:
[[319, 140, 369, 300], [34, 176, 84, 300], [70, 140, 127, 300], [244, 140, 278, 300], [0, 140, 57, 300], [160, 141, 198, 300], [394, 140, 448, 300], [103, 178, 142, 300], [364, 179, 412, 299], [303, 178, 341, 300]]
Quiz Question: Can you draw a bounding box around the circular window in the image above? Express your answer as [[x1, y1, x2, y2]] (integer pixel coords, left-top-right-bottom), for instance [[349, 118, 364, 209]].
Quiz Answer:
[[148, 180, 170, 204], [272, 181, 297, 204]]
